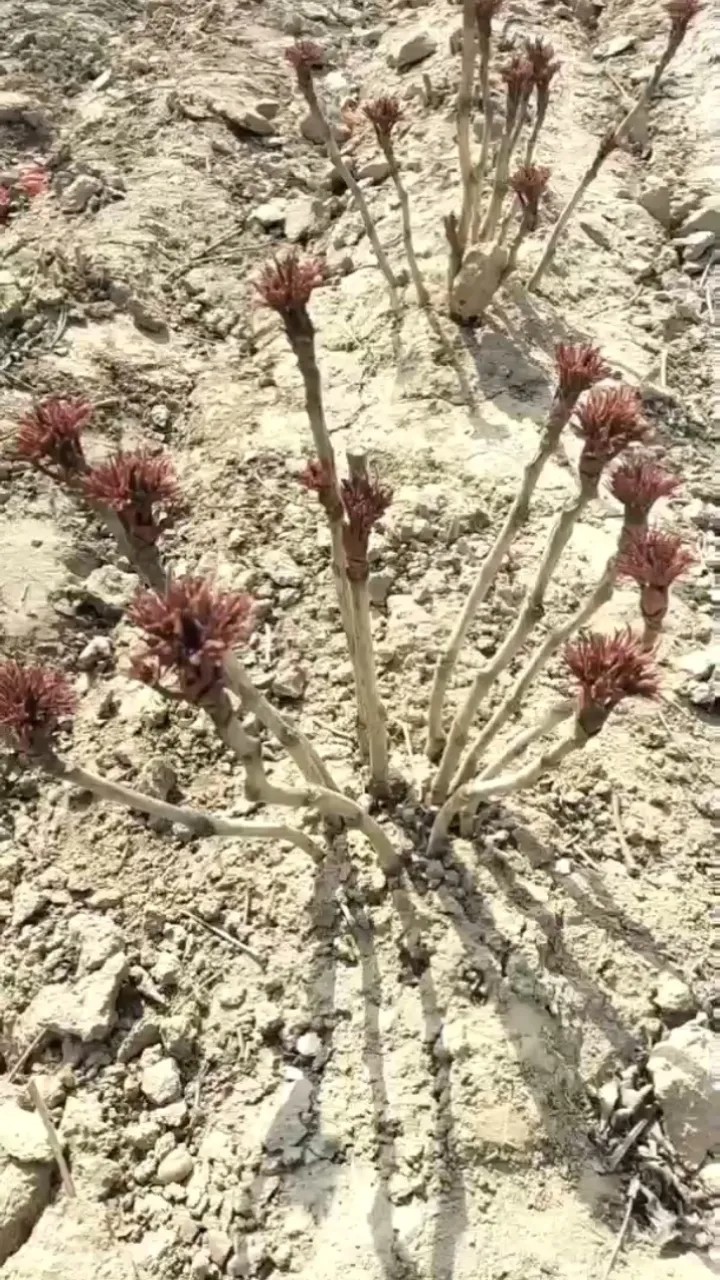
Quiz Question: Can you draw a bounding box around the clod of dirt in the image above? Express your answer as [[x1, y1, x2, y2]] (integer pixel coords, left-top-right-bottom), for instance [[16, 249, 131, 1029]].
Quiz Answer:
[[0, 1104, 53, 1164], [387, 30, 438, 70], [19, 951, 128, 1043], [648, 1021, 718, 1168], [0, 1156, 52, 1266], [1, 1199, 135, 1280]]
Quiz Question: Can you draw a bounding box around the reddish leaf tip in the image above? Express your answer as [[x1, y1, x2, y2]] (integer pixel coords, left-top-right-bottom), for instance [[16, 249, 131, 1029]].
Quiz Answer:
[[0, 661, 76, 752], [16, 396, 91, 476], [554, 343, 610, 401], [83, 451, 178, 544], [573, 386, 652, 476], [608, 453, 682, 519], [361, 96, 403, 138], [564, 627, 659, 730], [128, 578, 254, 703], [617, 527, 695, 588], [255, 252, 325, 313]]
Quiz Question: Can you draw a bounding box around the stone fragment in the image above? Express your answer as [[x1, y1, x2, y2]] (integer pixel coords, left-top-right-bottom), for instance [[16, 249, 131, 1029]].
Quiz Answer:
[[250, 200, 286, 229], [11, 885, 47, 927], [1, 1199, 134, 1279], [676, 198, 720, 239], [20, 952, 128, 1042], [0, 1105, 53, 1163], [74, 566, 136, 620], [141, 1057, 182, 1106], [388, 31, 438, 70], [61, 175, 102, 213], [636, 184, 672, 228], [70, 913, 124, 974], [206, 1228, 232, 1268], [156, 1145, 194, 1185], [648, 1022, 718, 1167], [0, 1158, 52, 1265], [652, 972, 696, 1020]]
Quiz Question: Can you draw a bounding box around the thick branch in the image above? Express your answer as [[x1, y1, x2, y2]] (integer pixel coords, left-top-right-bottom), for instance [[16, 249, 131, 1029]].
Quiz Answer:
[[41, 753, 326, 862], [431, 480, 595, 802], [425, 395, 573, 760], [380, 135, 430, 308], [223, 653, 399, 872], [453, 555, 617, 788], [428, 722, 585, 852], [455, 0, 479, 261], [470, 27, 493, 242], [300, 78, 399, 312]]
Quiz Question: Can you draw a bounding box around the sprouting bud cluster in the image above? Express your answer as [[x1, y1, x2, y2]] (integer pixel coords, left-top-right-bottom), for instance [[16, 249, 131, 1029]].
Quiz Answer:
[[340, 474, 393, 582], [564, 627, 658, 735], [129, 579, 254, 703], [500, 53, 534, 118], [0, 661, 76, 754], [16, 397, 92, 478], [618, 528, 695, 640], [255, 252, 325, 315], [608, 453, 682, 527], [524, 38, 561, 93], [83, 451, 178, 545], [572, 386, 652, 481], [362, 96, 403, 141], [509, 164, 551, 229], [285, 40, 325, 87], [554, 343, 610, 404]]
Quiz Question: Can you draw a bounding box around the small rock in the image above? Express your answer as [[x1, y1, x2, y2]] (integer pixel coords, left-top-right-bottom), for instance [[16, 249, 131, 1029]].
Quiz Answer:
[[676, 645, 718, 680], [0, 1105, 53, 1163], [579, 215, 614, 250], [263, 549, 302, 588], [271, 663, 307, 700], [636, 183, 672, 228], [250, 200, 286, 230], [255, 1001, 283, 1036], [75, 566, 137, 620], [206, 1228, 233, 1268], [152, 951, 181, 988], [368, 571, 394, 606], [300, 112, 349, 145], [156, 1145, 194, 1185], [648, 1022, 718, 1168], [117, 1016, 163, 1064], [254, 99, 280, 120], [358, 159, 391, 183], [190, 1250, 212, 1279], [77, 636, 113, 670], [210, 96, 276, 136], [652, 972, 696, 1020], [11, 884, 47, 927], [70, 913, 124, 974], [0, 91, 50, 132], [295, 1031, 322, 1058], [597, 34, 636, 57], [285, 197, 322, 243], [388, 30, 438, 69], [72, 1153, 122, 1201], [676, 197, 720, 239], [20, 952, 128, 1042], [141, 1058, 182, 1107], [674, 229, 715, 260], [0, 1159, 52, 1266], [127, 294, 168, 336], [61, 175, 102, 213], [699, 1162, 720, 1196]]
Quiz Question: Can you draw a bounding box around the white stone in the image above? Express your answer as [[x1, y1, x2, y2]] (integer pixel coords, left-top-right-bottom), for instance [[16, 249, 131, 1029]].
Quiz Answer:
[[155, 1145, 194, 1185], [648, 1023, 718, 1167], [70, 913, 124, 974], [11, 885, 47, 927], [652, 972, 696, 1018], [0, 1159, 52, 1266], [636, 183, 672, 228], [295, 1031, 322, 1058], [250, 200, 286, 229], [141, 1058, 182, 1107], [677, 198, 720, 239], [61, 175, 102, 213], [20, 952, 128, 1042], [0, 1105, 53, 1163], [206, 1228, 232, 1267], [388, 30, 437, 70]]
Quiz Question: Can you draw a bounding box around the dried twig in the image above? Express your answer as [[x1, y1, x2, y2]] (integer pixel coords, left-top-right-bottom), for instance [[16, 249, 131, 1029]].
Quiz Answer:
[[28, 1079, 76, 1199], [176, 907, 266, 969], [610, 790, 637, 874], [7, 1026, 47, 1082], [600, 1176, 641, 1280]]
